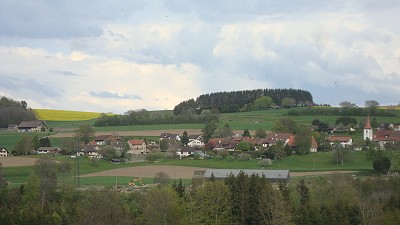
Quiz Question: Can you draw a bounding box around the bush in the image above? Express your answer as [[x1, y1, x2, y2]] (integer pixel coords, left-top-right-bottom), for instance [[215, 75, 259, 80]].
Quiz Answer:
[[145, 153, 161, 162], [154, 171, 170, 186], [373, 156, 391, 174], [259, 159, 272, 167], [239, 153, 251, 161]]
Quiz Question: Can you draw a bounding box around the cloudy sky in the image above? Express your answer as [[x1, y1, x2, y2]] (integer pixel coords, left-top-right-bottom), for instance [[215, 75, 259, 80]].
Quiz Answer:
[[1, 0, 399, 114]]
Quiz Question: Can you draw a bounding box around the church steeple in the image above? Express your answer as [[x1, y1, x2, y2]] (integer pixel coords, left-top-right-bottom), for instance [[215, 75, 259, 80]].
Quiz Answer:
[[364, 116, 373, 141]]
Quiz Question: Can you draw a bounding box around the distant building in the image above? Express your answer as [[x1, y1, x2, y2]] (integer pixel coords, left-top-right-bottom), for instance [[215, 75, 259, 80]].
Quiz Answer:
[[194, 169, 290, 183], [37, 147, 61, 155], [0, 147, 8, 157], [18, 120, 47, 132]]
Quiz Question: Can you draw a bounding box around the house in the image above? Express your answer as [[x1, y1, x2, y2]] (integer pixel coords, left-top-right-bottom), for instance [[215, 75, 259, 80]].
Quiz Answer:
[[177, 146, 197, 159], [159, 133, 181, 142], [188, 134, 203, 141], [213, 139, 239, 151], [37, 147, 61, 155], [327, 136, 353, 148], [128, 139, 148, 154], [81, 145, 103, 159], [18, 120, 47, 132], [288, 135, 318, 153], [258, 133, 293, 148], [7, 124, 18, 131], [94, 135, 122, 146], [187, 139, 204, 147], [373, 130, 400, 149], [196, 169, 290, 183], [0, 147, 8, 157]]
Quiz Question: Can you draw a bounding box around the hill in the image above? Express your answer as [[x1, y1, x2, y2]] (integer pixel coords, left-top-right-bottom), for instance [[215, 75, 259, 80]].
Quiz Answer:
[[33, 109, 106, 121]]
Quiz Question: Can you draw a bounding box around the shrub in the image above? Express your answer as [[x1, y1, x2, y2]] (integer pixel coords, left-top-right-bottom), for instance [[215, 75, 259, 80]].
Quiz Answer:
[[239, 153, 251, 161], [259, 158, 272, 167]]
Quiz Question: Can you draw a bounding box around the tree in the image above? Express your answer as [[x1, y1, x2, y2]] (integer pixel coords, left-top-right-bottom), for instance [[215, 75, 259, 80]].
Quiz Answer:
[[281, 97, 296, 108], [39, 137, 51, 147], [365, 100, 380, 108], [99, 145, 117, 160], [144, 187, 182, 225], [255, 128, 267, 138], [75, 124, 95, 144], [33, 156, 57, 210], [253, 96, 275, 110], [154, 171, 170, 186], [295, 179, 313, 225], [236, 141, 251, 151], [32, 135, 40, 150], [332, 142, 352, 165], [14, 136, 34, 155], [181, 131, 189, 146], [243, 129, 251, 137], [219, 123, 233, 138], [295, 125, 312, 155], [272, 117, 297, 133], [172, 178, 185, 198], [186, 181, 232, 225], [202, 120, 217, 144], [0, 162, 7, 188], [373, 156, 391, 174], [160, 139, 169, 151], [339, 101, 356, 108]]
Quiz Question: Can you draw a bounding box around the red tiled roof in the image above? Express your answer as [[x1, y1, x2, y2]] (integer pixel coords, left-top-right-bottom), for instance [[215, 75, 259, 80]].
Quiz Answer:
[[373, 130, 400, 141], [364, 116, 372, 129], [327, 136, 352, 142], [129, 139, 145, 145]]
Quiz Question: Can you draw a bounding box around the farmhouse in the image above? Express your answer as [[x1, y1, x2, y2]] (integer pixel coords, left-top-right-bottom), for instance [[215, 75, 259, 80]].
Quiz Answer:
[[327, 135, 353, 148], [18, 120, 47, 132], [37, 147, 61, 155], [0, 147, 8, 157], [128, 139, 148, 154], [195, 169, 290, 183], [187, 139, 204, 147]]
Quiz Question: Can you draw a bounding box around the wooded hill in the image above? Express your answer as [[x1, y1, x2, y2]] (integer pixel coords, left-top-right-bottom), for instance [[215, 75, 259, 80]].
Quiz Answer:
[[173, 88, 313, 115], [0, 96, 36, 128]]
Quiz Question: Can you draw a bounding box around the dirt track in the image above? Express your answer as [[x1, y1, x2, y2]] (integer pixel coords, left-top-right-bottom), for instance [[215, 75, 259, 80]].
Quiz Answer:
[[51, 129, 204, 138]]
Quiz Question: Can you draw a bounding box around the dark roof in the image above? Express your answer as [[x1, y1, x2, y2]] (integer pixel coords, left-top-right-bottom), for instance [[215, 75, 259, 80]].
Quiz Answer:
[[37, 147, 60, 151], [202, 169, 290, 180], [95, 135, 112, 141], [18, 120, 46, 128], [0, 147, 8, 152], [373, 130, 400, 141]]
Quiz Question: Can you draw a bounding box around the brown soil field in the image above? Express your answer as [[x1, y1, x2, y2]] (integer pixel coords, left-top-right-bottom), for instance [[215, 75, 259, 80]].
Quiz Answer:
[[0, 157, 38, 167], [52, 129, 204, 138], [81, 165, 354, 179]]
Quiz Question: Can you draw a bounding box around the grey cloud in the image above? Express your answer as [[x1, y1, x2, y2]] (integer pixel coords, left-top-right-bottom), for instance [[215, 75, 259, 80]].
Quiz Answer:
[[89, 91, 142, 100], [51, 70, 80, 76], [0, 75, 20, 90], [24, 79, 59, 97]]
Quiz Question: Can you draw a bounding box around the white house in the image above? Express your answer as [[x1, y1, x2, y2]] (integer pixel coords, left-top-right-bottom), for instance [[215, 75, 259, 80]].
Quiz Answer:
[[187, 139, 204, 147], [0, 147, 8, 157], [327, 136, 353, 148]]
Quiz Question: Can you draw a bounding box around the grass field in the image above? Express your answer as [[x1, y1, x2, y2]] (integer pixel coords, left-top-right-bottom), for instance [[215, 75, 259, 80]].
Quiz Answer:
[[3, 151, 400, 187], [34, 109, 105, 121]]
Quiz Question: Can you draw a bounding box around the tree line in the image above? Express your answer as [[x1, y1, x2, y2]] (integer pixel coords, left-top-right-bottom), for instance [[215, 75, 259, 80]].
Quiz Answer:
[[1, 159, 399, 225], [95, 109, 218, 127], [173, 88, 314, 115], [0, 96, 37, 128], [288, 106, 397, 117]]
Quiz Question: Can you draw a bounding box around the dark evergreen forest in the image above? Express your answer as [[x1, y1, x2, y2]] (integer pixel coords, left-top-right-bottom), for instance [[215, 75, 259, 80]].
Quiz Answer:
[[173, 88, 313, 115]]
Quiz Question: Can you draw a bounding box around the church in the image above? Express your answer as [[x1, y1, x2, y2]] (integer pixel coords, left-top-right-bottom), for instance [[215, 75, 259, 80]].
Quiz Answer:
[[364, 116, 400, 149]]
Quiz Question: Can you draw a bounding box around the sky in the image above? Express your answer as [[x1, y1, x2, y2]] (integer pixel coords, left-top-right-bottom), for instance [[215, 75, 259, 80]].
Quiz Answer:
[[0, 0, 399, 114]]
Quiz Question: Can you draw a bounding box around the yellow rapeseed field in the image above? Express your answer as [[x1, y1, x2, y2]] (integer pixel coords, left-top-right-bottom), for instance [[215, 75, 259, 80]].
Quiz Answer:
[[33, 109, 104, 121]]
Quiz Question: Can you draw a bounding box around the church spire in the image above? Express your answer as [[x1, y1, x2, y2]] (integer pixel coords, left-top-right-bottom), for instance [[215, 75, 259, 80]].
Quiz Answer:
[[364, 115, 372, 129]]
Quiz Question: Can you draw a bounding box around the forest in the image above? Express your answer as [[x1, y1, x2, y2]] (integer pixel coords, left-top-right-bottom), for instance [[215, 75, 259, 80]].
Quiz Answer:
[[0, 96, 37, 128], [173, 88, 314, 115], [0, 157, 399, 225]]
